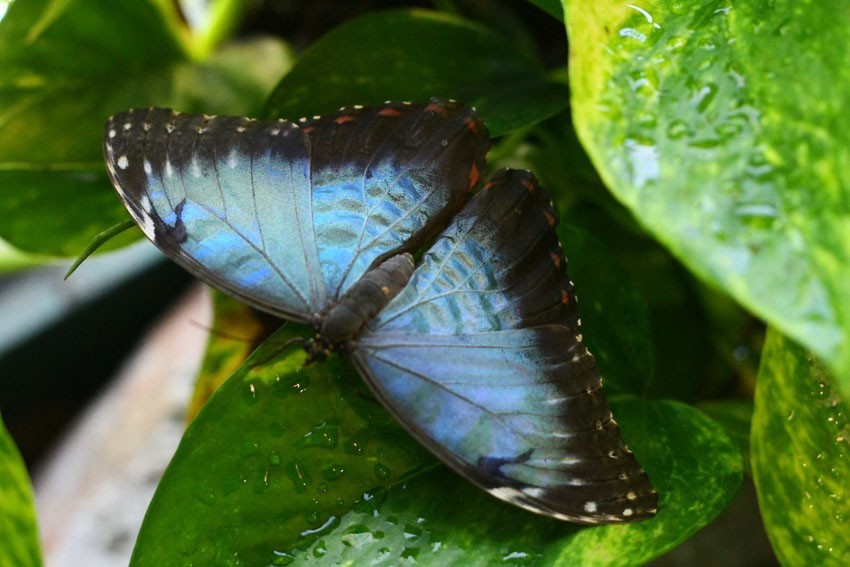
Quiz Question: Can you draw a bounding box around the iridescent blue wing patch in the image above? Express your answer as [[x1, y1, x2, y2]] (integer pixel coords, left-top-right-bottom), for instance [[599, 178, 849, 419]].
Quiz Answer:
[[300, 101, 488, 298], [104, 99, 489, 323], [351, 169, 657, 523], [105, 109, 324, 322]]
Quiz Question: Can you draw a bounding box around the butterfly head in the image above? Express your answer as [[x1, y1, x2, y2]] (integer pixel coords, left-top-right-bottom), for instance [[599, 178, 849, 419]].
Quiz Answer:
[[303, 333, 333, 365]]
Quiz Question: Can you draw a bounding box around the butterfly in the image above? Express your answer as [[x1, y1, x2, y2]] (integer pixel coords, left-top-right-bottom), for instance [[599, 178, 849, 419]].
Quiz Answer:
[[103, 98, 657, 523]]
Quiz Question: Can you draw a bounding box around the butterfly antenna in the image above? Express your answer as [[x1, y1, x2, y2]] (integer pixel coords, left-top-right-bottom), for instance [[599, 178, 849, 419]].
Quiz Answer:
[[248, 335, 307, 368], [187, 319, 257, 344]]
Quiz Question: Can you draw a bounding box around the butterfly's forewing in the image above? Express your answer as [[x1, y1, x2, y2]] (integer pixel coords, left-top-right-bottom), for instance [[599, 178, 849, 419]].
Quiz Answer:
[[350, 169, 657, 523], [301, 100, 490, 298], [105, 109, 325, 322], [104, 100, 489, 322]]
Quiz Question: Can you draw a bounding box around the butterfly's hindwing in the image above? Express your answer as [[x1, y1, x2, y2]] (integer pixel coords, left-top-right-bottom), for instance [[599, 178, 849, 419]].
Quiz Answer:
[[351, 169, 657, 523]]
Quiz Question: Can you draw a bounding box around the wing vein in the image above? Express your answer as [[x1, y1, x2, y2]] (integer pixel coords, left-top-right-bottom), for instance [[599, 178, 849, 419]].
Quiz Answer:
[[364, 350, 550, 434]]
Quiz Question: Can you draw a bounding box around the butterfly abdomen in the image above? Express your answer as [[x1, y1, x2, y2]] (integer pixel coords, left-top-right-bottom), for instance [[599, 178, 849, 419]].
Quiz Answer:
[[319, 253, 416, 346]]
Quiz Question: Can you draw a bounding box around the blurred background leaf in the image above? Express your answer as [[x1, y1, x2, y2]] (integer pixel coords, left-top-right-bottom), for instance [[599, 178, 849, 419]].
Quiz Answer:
[[0, 0, 291, 257], [0, 413, 41, 567], [264, 9, 569, 135], [751, 330, 850, 564]]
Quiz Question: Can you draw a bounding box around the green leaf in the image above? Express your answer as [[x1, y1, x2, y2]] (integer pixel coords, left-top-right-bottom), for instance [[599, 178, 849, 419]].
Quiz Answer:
[[0, 0, 291, 256], [284, 400, 743, 565], [0, 237, 40, 272], [131, 324, 433, 566], [524, 117, 736, 403], [699, 399, 753, 469], [184, 291, 275, 421], [751, 329, 850, 564], [526, 0, 564, 21], [0, 413, 42, 567], [135, 286, 741, 564], [564, 0, 850, 395], [264, 9, 568, 136], [559, 225, 655, 398]]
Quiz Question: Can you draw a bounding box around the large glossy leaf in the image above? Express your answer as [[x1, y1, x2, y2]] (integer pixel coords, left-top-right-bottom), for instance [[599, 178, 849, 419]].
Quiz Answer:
[[564, 0, 850, 395], [0, 0, 290, 257], [136, 299, 741, 563], [264, 9, 568, 136], [0, 413, 41, 567], [184, 291, 275, 422], [283, 400, 742, 565], [751, 329, 850, 564], [131, 324, 433, 566]]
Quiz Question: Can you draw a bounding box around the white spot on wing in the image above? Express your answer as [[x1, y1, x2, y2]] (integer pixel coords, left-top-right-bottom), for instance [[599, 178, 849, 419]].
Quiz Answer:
[[139, 194, 152, 213], [191, 156, 201, 178], [584, 501, 598, 513], [623, 508, 634, 517], [522, 487, 545, 499], [137, 194, 156, 240], [108, 129, 116, 139], [117, 156, 129, 170], [165, 159, 173, 178], [489, 486, 525, 503], [143, 159, 152, 175], [227, 149, 238, 169]]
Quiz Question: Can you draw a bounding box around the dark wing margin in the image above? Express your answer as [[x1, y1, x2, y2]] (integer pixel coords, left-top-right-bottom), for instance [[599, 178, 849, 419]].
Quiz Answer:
[[351, 169, 657, 523], [103, 108, 327, 323]]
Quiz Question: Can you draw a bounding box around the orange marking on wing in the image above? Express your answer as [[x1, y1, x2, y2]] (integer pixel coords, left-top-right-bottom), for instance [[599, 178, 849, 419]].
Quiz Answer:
[[543, 210, 556, 227], [302, 126, 314, 134], [550, 251, 562, 269], [335, 115, 355, 124], [425, 102, 443, 113], [378, 108, 402, 117], [520, 177, 535, 191], [468, 163, 480, 188], [465, 117, 479, 134], [561, 289, 570, 305]]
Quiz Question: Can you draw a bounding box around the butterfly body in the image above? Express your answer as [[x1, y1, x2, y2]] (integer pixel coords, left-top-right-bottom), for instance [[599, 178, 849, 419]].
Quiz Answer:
[[104, 99, 657, 524]]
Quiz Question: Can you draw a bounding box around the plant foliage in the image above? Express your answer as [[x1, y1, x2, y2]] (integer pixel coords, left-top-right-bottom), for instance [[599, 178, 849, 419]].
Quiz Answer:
[[0, 0, 846, 564]]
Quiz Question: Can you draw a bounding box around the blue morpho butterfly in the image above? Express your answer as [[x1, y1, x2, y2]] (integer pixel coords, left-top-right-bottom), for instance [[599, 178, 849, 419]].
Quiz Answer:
[[103, 98, 657, 523]]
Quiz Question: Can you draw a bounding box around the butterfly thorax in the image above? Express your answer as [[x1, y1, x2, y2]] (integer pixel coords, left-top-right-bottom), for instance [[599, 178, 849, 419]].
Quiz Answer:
[[305, 253, 416, 363]]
